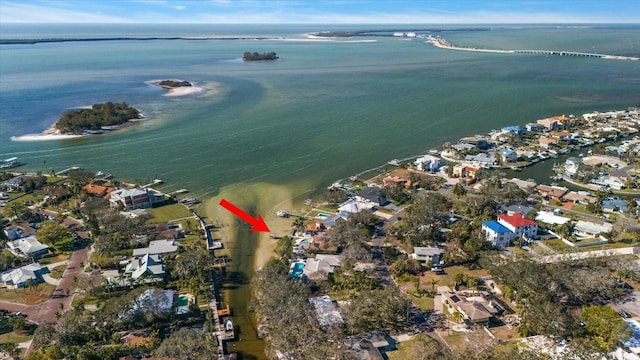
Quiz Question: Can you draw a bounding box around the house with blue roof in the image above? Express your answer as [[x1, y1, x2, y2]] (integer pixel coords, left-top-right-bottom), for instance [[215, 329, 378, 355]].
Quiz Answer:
[[502, 149, 518, 163], [502, 126, 524, 135], [602, 198, 630, 213], [481, 221, 513, 248]]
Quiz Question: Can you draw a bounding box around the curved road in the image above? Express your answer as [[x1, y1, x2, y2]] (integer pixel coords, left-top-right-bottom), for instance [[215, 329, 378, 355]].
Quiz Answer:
[[0, 246, 90, 324]]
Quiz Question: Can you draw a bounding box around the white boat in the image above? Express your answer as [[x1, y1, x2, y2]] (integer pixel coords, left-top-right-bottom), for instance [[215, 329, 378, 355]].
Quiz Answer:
[[0, 157, 19, 169]]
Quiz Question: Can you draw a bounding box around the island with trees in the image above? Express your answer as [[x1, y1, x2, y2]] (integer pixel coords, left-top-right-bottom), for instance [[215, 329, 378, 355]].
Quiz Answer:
[[154, 79, 192, 89], [242, 51, 279, 61], [54, 102, 142, 134]]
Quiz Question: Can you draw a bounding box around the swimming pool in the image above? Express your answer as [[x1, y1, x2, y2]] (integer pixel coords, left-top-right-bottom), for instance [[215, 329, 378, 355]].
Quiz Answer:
[[177, 296, 189, 307], [290, 262, 305, 278], [316, 213, 330, 220]]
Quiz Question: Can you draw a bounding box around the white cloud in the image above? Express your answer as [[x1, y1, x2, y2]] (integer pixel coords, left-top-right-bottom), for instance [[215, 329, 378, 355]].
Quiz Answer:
[[171, 5, 186, 10], [0, 2, 129, 23]]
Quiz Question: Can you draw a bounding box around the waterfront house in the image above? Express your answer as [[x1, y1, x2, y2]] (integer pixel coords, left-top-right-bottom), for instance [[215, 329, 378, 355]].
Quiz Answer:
[[132, 239, 179, 257], [590, 176, 625, 190], [536, 184, 568, 201], [459, 136, 492, 150], [464, 153, 498, 168], [538, 136, 556, 149], [354, 186, 388, 207], [83, 184, 113, 198], [1, 263, 49, 289], [6, 235, 49, 259], [309, 295, 344, 330], [526, 123, 546, 132], [1, 175, 31, 191], [303, 254, 342, 280], [382, 176, 412, 189], [414, 155, 440, 172], [564, 157, 582, 178], [562, 191, 596, 205], [537, 115, 569, 131], [502, 148, 518, 163], [109, 187, 165, 210], [411, 247, 444, 266]]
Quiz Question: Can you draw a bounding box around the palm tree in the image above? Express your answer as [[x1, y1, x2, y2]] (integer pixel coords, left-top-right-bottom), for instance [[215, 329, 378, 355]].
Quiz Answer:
[[430, 279, 439, 292], [292, 217, 305, 234], [451, 308, 465, 324]]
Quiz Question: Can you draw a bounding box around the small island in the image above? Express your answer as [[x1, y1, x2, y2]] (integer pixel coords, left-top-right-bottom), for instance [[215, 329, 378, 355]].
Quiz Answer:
[[156, 79, 192, 88], [55, 102, 142, 134], [242, 51, 279, 61]]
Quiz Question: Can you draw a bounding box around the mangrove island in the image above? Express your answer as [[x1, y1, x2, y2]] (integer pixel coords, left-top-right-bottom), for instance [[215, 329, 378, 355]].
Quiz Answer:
[[55, 102, 142, 134], [242, 51, 279, 61]]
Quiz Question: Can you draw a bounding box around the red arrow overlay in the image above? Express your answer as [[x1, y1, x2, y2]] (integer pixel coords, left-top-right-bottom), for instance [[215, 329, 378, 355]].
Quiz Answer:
[[219, 199, 270, 233]]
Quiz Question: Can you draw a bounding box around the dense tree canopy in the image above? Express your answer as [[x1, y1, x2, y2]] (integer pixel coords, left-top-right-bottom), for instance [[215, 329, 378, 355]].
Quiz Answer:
[[55, 102, 141, 133]]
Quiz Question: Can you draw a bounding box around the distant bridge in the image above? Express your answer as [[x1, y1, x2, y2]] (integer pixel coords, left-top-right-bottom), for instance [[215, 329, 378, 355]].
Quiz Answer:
[[514, 49, 639, 61]]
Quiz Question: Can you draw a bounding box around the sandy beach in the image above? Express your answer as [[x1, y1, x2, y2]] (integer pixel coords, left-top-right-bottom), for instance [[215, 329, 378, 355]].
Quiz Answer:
[[10, 123, 86, 142], [148, 79, 204, 97]]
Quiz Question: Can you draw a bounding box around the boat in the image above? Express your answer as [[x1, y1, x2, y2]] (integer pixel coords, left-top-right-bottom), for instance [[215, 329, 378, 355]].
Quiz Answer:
[[224, 317, 235, 340], [0, 157, 20, 169], [276, 210, 290, 218], [510, 166, 522, 172]]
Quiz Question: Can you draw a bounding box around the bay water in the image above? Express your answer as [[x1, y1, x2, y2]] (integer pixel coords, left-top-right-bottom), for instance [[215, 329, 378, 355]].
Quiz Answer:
[[1, 24, 639, 358]]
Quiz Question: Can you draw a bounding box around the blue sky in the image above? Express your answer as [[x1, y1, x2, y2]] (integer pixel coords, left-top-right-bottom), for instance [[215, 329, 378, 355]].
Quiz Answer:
[[0, 0, 638, 24]]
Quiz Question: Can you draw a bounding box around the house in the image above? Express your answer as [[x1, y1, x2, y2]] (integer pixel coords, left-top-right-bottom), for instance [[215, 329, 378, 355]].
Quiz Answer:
[[590, 176, 625, 190], [573, 221, 612, 238], [343, 331, 395, 360], [538, 136, 555, 149], [118, 288, 174, 321], [303, 254, 342, 280], [537, 115, 569, 131], [83, 184, 113, 197], [451, 143, 476, 153], [564, 157, 582, 178], [321, 210, 352, 228], [502, 149, 518, 163], [109, 188, 165, 210], [535, 211, 571, 226], [1, 175, 31, 191], [441, 291, 497, 325], [526, 123, 546, 132], [562, 191, 597, 205], [502, 126, 523, 135], [550, 131, 572, 142], [459, 136, 492, 150], [382, 176, 412, 189], [6, 235, 49, 258], [309, 295, 344, 330], [414, 155, 440, 172], [497, 213, 538, 240], [499, 203, 535, 217], [132, 239, 179, 257], [464, 153, 498, 168], [536, 184, 568, 201], [602, 198, 630, 213], [1, 263, 49, 288], [124, 253, 166, 281], [411, 247, 444, 266], [481, 220, 513, 248], [4, 222, 36, 240], [309, 235, 339, 253], [452, 164, 480, 181], [354, 187, 388, 207]]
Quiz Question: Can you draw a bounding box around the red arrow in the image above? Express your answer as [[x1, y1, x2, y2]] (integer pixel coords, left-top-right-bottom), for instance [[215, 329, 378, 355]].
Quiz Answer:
[[219, 199, 270, 233]]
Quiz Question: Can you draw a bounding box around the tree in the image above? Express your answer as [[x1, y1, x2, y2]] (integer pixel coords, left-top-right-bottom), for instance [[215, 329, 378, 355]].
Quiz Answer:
[[450, 308, 465, 324], [581, 305, 632, 352], [36, 221, 71, 246], [9, 315, 25, 331], [1, 342, 20, 359], [452, 182, 467, 198], [292, 217, 305, 234], [430, 279, 439, 292]]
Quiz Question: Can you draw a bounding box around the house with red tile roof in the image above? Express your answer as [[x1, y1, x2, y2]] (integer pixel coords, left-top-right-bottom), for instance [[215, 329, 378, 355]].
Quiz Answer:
[[83, 184, 113, 198], [497, 213, 538, 240]]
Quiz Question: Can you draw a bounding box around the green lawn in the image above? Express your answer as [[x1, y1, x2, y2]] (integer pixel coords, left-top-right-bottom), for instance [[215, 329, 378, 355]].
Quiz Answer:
[[38, 253, 70, 265], [48, 265, 66, 279], [410, 295, 434, 311], [576, 242, 634, 252], [146, 203, 194, 223], [543, 239, 572, 252], [0, 283, 56, 305], [0, 330, 32, 344]]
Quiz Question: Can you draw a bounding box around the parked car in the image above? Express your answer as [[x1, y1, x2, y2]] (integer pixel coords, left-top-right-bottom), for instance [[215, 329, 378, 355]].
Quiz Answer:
[[620, 310, 631, 319]]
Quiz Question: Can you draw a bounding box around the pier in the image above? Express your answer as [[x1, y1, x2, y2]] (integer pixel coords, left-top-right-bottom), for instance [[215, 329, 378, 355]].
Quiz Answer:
[[55, 166, 80, 176]]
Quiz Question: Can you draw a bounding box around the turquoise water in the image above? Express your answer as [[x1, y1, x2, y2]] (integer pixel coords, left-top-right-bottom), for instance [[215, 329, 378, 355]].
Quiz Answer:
[[1, 24, 639, 197], [290, 262, 305, 278], [1, 24, 640, 358]]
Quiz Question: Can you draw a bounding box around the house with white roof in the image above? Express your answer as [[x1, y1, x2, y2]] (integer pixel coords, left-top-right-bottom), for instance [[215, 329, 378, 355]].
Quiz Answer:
[[1, 263, 49, 288], [124, 253, 166, 281], [132, 239, 179, 257], [6, 235, 49, 259], [303, 254, 342, 280], [535, 211, 571, 226], [309, 295, 344, 330], [574, 221, 612, 238], [414, 155, 440, 172]]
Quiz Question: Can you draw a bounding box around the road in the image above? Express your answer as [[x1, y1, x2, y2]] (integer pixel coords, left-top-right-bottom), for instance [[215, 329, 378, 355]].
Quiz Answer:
[[0, 245, 90, 323]]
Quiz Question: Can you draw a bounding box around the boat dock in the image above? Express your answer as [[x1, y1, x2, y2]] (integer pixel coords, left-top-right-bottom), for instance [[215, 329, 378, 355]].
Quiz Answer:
[[55, 166, 80, 175], [141, 179, 163, 188]]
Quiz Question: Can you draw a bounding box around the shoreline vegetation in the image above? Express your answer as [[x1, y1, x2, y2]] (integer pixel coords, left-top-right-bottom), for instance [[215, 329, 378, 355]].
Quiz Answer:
[[242, 51, 279, 61], [149, 79, 204, 97]]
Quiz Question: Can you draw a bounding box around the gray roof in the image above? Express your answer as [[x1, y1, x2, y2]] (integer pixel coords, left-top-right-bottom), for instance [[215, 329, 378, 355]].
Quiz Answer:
[[354, 187, 387, 206], [309, 295, 344, 329], [1, 263, 48, 287], [413, 247, 444, 257]]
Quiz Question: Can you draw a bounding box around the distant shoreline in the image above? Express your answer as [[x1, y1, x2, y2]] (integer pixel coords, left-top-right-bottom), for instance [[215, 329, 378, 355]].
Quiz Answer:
[[0, 36, 277, 45]]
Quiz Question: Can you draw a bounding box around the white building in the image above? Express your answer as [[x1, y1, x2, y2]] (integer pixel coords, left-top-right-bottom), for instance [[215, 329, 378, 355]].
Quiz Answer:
[[414, 155, 440, 172]]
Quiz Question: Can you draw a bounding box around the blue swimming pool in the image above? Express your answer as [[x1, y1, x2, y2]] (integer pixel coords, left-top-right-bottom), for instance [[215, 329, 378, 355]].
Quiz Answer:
[[290, 262, 305, 278]]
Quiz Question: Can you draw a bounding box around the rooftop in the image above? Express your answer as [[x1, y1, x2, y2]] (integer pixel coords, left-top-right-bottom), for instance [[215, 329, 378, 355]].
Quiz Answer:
[[482, 220, 512, 234]]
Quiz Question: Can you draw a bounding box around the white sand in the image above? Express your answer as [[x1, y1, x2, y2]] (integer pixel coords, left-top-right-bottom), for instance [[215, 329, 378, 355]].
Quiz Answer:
[[163, 86, 204, 97], [10, 123, 85, 142]]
